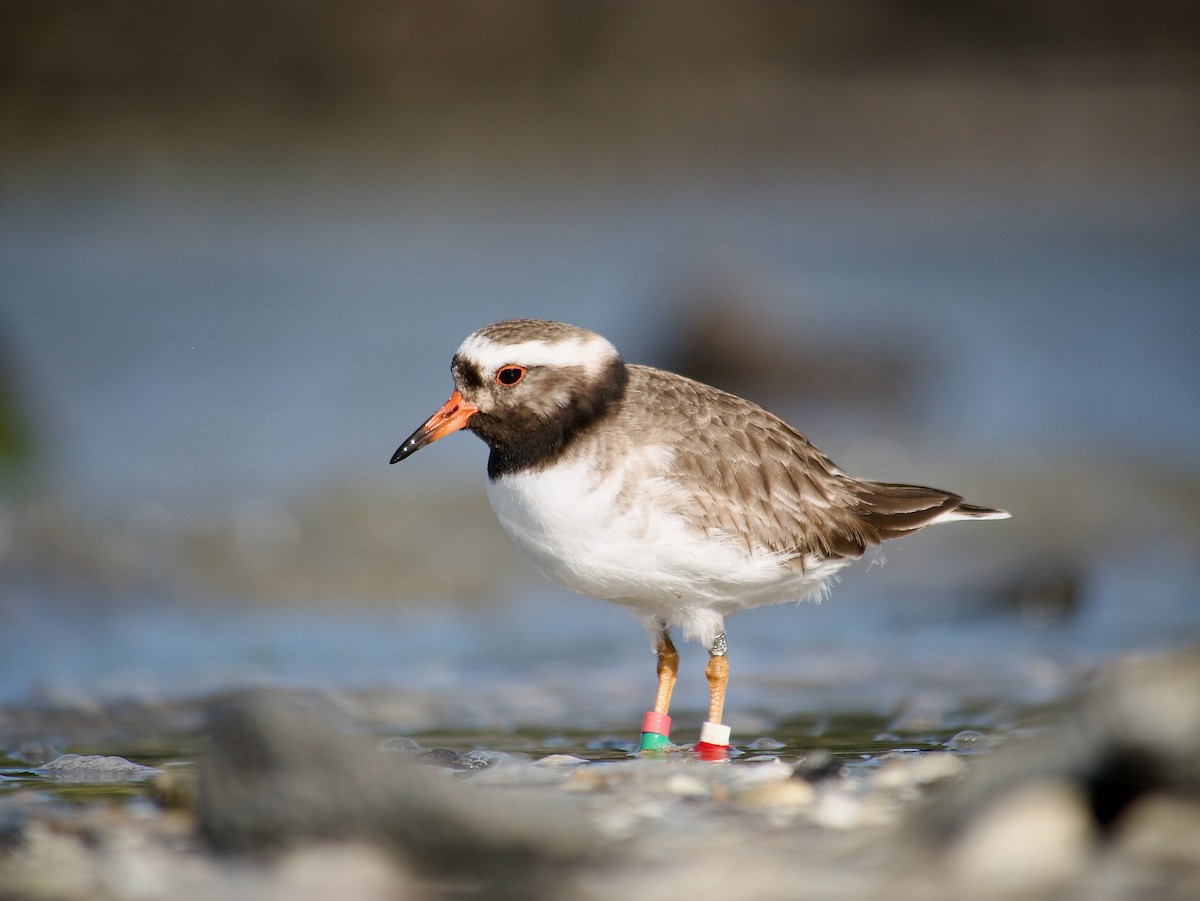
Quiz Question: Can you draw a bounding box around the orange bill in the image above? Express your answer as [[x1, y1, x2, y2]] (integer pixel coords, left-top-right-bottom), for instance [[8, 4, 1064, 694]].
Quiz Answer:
[[391, 390, 479, 463]]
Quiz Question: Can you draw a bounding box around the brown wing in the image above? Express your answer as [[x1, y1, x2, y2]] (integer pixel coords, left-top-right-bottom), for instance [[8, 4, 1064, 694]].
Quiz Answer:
[[619, 366, 877, 562], [616, 366, 1005, 564]]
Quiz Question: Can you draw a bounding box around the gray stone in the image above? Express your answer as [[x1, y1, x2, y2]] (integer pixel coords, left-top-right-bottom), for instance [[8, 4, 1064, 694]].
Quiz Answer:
[[36, 754, 159, 782], [196, 691, 601, 900]]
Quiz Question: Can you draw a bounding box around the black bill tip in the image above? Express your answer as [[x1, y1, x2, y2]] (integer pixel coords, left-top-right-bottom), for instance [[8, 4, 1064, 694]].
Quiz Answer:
[[390, 439, 419, 464]]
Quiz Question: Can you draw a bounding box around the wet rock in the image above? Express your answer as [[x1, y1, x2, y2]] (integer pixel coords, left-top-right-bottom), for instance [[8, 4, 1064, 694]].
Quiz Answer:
[[36, 754, 159, 782], [744, 736, 786, 751], [456, 749, 519, 770], [413, 747, 461, 768], [196, 691, 600, 899], [945, 729, 990, 753]]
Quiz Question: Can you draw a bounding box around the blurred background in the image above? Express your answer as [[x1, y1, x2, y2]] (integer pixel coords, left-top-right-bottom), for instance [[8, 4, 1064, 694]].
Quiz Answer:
[[1, 1, 1198, 726]]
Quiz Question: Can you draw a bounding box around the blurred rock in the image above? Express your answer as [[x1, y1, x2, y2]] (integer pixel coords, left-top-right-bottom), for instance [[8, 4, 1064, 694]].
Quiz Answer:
[[147, 765, 198, 811], [981, 559, 1086, 627], [945, 780, 1093, 893], [919, 645, 1200, 894], [656, 299, 925, 414], [737, 776, 815, 811], [270, 842, 414, 901], [8, 739, 65, 767], [412, 747, 462, 768], [196, 691, 601, 899]]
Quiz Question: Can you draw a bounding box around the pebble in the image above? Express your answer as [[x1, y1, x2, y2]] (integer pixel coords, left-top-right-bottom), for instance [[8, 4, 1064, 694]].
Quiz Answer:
[[810, 788, 868, 830], [1, 648, 1194, 901], [35, 754, 159, 782], [744, 737, 786, 751], [412, 748, 461, 768], [532, 754, 589, 767], [456, 749, 521, 769], [873, 751, 966, 789], [725, 757, 794, 788], [662, 772, 711, 799], [946, 729, 990, 753], [467, 759, 571, 786], [793, 749, 841, 781], [738, 777, 816, 810]]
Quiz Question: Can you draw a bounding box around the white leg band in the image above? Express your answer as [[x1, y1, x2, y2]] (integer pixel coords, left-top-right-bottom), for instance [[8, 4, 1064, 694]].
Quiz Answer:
[[699, 721, 731, 746]]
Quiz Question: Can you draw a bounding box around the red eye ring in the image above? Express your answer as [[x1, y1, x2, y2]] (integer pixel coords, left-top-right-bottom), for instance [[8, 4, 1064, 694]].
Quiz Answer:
[[495, 365, 526, 387]]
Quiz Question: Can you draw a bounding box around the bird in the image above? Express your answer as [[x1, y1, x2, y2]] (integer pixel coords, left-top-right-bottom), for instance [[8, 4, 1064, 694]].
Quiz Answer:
[[391, 319, 1009, 752]]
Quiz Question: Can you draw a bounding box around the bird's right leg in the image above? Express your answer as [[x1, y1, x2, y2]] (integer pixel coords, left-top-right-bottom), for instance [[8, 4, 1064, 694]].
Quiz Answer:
[[697, 631, 732, 752], [640, 627, 678, 751]]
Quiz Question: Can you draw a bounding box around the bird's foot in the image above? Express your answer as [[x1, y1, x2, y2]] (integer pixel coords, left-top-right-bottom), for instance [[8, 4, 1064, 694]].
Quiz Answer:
[[638, 711, 673, 751], [694, 721, 731, 758]]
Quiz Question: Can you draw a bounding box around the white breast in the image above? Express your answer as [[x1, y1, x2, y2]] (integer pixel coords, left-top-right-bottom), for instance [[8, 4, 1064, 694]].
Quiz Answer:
[[485, 449, 848, 645]]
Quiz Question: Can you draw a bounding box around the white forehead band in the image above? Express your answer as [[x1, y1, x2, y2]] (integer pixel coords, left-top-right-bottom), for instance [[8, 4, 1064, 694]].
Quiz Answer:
[[457, 332, 617, 376]]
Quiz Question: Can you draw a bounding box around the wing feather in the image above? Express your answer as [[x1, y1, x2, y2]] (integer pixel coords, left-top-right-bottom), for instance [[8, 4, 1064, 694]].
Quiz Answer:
[[613, 366, 1006, 567]]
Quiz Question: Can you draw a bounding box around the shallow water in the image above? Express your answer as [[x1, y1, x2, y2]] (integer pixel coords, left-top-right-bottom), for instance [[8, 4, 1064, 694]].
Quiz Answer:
[[2, 170, 1198, 514], [1, 168, 1198, 781], [3, 547, 1197, 721]]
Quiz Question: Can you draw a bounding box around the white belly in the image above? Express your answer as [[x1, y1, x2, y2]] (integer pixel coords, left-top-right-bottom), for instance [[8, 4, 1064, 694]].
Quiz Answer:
[[485, 454, 847, 645]]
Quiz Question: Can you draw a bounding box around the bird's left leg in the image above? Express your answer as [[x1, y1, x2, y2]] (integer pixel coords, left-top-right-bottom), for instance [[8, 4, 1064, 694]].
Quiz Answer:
[[698, 631, 732, 749]]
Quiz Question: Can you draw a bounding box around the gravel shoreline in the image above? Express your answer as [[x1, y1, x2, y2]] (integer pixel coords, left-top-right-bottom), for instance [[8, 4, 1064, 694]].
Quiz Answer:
[[2, 646, 1197, 900]]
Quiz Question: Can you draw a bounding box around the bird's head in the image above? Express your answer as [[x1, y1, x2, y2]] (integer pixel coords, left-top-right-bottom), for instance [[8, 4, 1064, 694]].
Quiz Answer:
[[391, 320, 627, 468]]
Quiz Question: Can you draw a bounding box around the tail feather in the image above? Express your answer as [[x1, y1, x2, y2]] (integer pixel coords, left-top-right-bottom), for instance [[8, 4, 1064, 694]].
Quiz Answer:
[[944, 501, 1011, 521], [850, 480, 1010, 543]]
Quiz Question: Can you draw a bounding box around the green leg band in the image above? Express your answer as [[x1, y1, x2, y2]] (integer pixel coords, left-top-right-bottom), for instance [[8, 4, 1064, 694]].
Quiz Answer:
[[639, 731, 672, 751]]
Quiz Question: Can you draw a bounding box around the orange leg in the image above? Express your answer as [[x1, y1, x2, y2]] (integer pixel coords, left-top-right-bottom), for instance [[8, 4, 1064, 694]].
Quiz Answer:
[[705, 652, 729, 725], [653, 630, 679, 716], [696, 632, 732, 751]]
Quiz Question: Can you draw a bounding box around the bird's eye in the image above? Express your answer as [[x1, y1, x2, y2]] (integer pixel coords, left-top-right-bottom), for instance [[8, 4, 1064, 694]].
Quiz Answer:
[[496, 366, 526, 387]]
